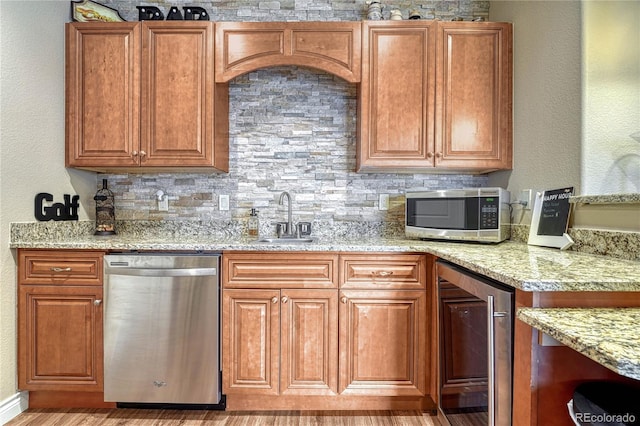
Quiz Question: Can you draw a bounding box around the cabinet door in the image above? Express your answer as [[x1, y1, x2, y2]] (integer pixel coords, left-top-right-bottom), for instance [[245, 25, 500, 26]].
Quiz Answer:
[[65, 23, 140, 168], [358, 21, 436, 172], [223, 289, 280, 395], [280, 289, 338, 395], [339, 290, 427, 395], [435, 22, 513, 171], [18, 286, 103, 391], [141, 22, 219, 168]]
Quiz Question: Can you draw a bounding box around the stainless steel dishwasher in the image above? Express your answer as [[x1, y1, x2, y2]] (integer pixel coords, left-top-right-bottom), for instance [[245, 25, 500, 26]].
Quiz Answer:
[[103, 253, 224, 408]]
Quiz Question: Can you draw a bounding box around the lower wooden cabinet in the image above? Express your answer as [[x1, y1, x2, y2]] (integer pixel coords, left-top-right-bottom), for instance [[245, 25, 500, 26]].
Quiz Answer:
[[222, 251, 431, 409], [17, 249, 105, 392], [223, 288, 338, 396], [339, 290, 427, 395]]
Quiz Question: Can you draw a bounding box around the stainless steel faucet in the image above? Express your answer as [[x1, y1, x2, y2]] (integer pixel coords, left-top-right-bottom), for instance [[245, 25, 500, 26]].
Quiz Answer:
[[278, 191, 295, 238]]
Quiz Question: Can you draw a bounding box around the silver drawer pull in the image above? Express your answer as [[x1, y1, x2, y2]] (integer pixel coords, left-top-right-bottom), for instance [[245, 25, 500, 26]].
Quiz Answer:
[[372, 270, 393, 277], [94, 300, 102, 306], [51, 267, 72, 272]]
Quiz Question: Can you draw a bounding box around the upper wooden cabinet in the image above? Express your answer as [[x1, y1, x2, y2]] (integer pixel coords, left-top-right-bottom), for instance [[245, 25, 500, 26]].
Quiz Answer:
[[65, 22, 229, 172], [358, 21, 512, 173], [358, 21, 437, 172], [215, 22, 361, 83], [434, 22, 513, 171]]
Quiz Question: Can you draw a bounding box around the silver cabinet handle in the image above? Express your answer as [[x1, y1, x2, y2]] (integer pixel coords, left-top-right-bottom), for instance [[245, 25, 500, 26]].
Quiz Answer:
[[51, 267, 72, 272], [132, 150, 138, 157], [372, 270, 393, 277], [139, 150, 147, 157], [341, 296, 348, 304], [271, 296, 278, 304], [281, 296, 289, 304], [94, 299, 102, 306]]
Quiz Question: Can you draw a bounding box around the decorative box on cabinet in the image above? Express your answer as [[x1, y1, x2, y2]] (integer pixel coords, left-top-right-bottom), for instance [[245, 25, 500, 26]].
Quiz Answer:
[[17, 250, 105, 394], [65, 21, 228, 172]]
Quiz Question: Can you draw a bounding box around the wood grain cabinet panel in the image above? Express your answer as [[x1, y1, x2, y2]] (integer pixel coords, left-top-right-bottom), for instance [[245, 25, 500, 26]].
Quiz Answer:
[[223, 289, 280, 395], [18, 249, 105, 393], [339, 289, 427, 396], [215, 22, 361, 83], [223, 252, 338, 289], [19, 250, 103, 285], [222, 288, 338, 396], [358, 21, 436, 171], [435, 22, 513, 171], [340, 254, 427, 290], [65, 22, 140, 168], [66, 21, 228, 172], [221, 252, 431, 409], [358, 20, 512, 173], [280, 289, 339, 395]]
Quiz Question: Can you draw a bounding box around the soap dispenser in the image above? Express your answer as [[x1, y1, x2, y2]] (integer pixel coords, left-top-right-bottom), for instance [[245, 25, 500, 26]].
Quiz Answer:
[[248, 208, 259, 237]]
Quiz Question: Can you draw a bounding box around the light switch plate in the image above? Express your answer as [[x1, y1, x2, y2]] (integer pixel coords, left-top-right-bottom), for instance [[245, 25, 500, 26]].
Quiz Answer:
[[158, 197, 169, 212], [219, 194, 230, 211], [379, 194, 389, 211]]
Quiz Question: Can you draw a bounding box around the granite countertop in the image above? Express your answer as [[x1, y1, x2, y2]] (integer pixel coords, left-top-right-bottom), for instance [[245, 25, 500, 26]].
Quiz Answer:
[[10, 222, 640, 292], [517, 307, 640, 381]]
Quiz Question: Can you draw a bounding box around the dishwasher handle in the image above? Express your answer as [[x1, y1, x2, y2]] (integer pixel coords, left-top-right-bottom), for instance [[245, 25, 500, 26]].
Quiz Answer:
[[105, 267, 217, 277]]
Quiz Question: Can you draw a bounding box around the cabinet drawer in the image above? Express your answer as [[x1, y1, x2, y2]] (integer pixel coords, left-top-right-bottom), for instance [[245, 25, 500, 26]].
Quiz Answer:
[[223, 252, 338, 288], [19, 250, 104, 285], [340, 254, 426, 289]]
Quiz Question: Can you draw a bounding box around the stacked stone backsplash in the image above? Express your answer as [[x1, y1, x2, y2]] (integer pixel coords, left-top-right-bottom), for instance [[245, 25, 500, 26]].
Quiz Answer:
[[96, 1, 490, 237]]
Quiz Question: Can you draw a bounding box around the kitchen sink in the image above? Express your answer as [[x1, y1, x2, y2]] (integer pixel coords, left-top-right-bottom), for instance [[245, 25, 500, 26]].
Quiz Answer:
[[255, 237, 316, 244]]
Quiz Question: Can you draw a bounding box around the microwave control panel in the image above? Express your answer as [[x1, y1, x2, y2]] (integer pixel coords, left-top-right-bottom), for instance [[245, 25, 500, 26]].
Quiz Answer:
[[479, 197, 500, 229]]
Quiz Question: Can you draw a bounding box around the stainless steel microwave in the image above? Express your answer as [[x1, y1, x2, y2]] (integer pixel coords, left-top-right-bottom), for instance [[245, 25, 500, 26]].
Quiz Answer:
[[405, 187, 510, 243]]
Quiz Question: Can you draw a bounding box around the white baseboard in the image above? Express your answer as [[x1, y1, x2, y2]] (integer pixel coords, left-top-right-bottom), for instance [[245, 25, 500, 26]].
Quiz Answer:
[[0, 392, 28, 426]]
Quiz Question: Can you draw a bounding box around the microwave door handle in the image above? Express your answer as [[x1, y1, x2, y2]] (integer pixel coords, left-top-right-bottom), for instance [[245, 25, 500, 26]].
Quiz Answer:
[[488, 295, 508, 426]]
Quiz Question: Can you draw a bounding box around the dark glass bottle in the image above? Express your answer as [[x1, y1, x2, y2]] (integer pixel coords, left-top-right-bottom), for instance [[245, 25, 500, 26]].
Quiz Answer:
[[94, 179, 116, 235]]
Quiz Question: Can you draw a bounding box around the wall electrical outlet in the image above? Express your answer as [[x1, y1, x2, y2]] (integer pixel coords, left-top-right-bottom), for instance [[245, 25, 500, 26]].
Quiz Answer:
[[379, 194, 390, 211], [158, 197, 169, 212], [519, 189, 534, 210], [219, 194, 230, 211]]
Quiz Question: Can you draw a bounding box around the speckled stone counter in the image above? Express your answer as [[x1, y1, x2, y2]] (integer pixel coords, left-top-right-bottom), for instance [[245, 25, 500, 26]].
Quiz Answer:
[[517, 308, 640, 380], [10, 221, 640, 292]]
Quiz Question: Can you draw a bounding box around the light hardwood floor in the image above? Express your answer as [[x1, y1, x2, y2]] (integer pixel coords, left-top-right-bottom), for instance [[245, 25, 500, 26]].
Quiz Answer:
[[6, 409, 441, 425]]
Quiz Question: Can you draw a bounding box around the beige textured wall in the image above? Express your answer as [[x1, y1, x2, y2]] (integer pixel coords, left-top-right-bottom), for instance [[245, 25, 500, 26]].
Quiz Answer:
[[0, 1, 95, 405], [489, 1, 583, 223], [583, 1, 640, 194]]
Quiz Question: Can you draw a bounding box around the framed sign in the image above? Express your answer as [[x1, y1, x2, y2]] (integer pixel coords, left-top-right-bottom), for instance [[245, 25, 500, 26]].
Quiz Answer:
[[528, 187, 574, 250], [71, 0, 125, 22]]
